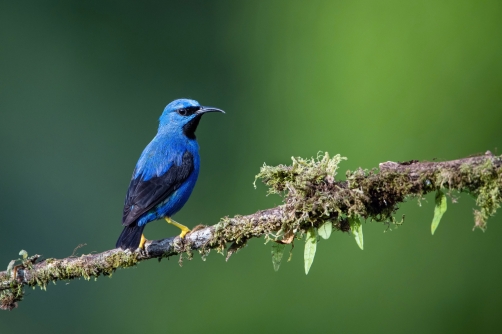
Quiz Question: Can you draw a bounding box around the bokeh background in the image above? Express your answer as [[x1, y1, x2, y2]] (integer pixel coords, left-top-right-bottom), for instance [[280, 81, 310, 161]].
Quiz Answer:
[[1, 1, 501, 333]]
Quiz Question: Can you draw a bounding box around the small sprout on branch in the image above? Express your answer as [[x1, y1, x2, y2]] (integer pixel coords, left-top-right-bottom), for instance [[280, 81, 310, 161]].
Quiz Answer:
[[19, 250, 28, 260], [318, 221, 332, 239], [6, 261, 15, 277], [349, 217, 364, 250], [271, 243, 286, 272], [431, 190, 447, 235], [304, 227, 317, 275]]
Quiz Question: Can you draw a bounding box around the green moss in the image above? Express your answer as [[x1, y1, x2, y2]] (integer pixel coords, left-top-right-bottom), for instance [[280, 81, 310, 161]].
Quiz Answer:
[[211, 215, 266, 254], [254, 153, 352, 236], [255, 152, 346, 196], [462, 158, 502, 230], [255, 152, 502, 236], [0, 287, 22, 311], [0, 250, 142, 301]]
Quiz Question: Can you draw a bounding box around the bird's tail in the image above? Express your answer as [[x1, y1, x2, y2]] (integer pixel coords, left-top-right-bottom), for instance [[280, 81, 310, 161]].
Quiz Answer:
[[116, 224, 145, 250]]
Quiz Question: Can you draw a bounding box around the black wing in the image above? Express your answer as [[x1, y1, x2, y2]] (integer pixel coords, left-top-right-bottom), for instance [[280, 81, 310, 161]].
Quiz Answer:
[[122, 151, 194, 226]]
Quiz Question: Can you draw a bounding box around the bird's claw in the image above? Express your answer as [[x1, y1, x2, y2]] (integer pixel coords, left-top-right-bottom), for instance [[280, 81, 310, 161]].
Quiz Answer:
[[138, 247, 148, 257]]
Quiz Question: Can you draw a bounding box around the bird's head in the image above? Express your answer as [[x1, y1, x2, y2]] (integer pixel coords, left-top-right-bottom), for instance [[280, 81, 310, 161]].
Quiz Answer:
[[158, 98, 224, 138]]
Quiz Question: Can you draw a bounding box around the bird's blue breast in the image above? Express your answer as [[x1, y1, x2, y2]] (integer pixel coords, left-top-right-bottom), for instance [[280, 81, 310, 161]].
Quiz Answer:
[[132, 130, 200, 227]]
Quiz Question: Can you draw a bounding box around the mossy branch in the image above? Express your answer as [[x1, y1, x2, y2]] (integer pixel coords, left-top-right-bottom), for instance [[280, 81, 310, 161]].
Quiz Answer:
[[1, 151, 501, 310]]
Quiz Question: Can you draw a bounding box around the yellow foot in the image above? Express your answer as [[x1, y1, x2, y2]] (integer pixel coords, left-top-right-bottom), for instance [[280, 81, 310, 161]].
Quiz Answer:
[[165, 217, 191, 238], [139, 234, 147, 249]]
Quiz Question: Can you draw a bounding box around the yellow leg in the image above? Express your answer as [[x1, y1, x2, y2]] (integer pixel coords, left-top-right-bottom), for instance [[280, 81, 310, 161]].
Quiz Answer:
[[165, 217, 191, 238], [139, 234, 147, 249]]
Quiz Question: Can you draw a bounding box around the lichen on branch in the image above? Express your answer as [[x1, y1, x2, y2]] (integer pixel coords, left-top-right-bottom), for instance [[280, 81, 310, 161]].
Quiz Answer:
[[1, 151, 501, 311]]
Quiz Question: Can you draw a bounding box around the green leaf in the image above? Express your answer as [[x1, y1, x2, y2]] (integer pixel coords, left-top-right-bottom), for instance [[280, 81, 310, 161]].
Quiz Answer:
[[349, 216, 364, 250], [19, 250, 28, 259], [431, 190, 447, 235], [318, 221, 332, 239], [271, 243, 286, 272], [304, 227, 317, 274], [354, 224, 363, 250], [6, 260, 15, 275]]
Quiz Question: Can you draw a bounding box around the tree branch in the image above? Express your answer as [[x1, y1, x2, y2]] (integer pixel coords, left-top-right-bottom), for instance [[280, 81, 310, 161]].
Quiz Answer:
[[1, 151, 501, 310]]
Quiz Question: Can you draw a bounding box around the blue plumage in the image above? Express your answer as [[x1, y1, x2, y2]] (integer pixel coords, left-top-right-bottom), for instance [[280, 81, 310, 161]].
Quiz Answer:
[[116, 98, 224, 250]]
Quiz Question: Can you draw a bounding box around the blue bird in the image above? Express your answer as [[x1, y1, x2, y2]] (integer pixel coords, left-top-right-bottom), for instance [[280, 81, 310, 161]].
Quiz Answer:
[[116, 98, 224, 250]]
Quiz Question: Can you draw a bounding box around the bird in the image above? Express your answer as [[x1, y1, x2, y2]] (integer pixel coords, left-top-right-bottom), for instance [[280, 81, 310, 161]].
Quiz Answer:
[[116, 98, 224, 250]]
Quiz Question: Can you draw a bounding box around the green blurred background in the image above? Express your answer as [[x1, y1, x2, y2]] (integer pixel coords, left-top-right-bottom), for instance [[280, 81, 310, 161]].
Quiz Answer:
[[1, 1, 501, 333]]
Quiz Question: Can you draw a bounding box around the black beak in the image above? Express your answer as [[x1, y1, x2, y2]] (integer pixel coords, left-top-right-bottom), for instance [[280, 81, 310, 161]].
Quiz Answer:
[[198, 106, 225, 114]]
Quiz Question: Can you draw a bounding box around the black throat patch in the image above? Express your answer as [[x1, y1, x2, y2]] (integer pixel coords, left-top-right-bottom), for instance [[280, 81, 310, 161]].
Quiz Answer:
[[182, 115, 202, 139]]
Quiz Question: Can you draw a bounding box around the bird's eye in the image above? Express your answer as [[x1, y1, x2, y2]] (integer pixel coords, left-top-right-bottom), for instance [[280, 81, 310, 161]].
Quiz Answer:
[[177, 108, 188, 116]]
